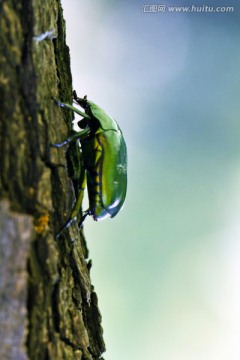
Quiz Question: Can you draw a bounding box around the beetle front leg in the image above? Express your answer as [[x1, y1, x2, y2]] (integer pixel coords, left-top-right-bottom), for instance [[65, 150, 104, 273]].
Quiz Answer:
[[52, 97, 91, 120]]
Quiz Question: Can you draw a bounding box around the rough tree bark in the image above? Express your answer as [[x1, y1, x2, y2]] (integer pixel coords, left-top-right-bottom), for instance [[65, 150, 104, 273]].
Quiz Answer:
[[0, 1, 105, 359]]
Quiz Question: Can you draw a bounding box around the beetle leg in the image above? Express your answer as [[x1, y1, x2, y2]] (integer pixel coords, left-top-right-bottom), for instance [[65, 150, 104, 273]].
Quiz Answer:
[[51, 128, 89, 148], [52, 97, 91, 120], [56, 170, 88, 239], [78, 210, 90, 227], [70, 171, 86, 220]]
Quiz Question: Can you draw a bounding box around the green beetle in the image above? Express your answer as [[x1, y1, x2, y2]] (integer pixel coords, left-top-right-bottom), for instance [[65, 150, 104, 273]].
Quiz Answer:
[[52, 91, 127, 237]]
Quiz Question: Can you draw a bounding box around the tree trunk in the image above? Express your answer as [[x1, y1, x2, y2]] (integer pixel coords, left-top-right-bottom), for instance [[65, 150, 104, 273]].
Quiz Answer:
[[0, 1, 105, 359]]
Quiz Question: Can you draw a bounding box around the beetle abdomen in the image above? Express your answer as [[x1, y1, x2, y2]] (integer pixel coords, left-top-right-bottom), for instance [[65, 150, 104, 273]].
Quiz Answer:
[[81, 128, 127, 221]]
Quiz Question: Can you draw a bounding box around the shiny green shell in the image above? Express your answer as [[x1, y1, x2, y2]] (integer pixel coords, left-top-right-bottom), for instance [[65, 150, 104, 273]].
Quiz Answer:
[[81, 101, 127, 221]]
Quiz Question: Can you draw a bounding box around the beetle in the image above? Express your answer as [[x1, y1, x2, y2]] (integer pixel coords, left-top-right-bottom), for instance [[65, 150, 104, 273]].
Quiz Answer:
[[52, 91, 127, 238]]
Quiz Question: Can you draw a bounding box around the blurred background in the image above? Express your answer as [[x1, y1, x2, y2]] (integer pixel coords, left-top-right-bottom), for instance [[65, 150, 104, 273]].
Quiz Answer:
[[61, 0, 240, 359]]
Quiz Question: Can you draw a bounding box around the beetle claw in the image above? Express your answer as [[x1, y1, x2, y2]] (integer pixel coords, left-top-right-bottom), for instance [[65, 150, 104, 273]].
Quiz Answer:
[[51, 140, 69, 148], [56, 218, 75, 239], [52, 97, 65, 108], [56, 210, 90, 239]]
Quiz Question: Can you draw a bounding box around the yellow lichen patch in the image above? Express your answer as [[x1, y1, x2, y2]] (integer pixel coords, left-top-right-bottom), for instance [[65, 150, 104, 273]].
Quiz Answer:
[[34, 214, 50, 234]]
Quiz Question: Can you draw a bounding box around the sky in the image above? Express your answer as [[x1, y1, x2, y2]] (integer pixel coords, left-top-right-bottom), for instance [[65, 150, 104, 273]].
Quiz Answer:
[[61, 1, 240, 359]]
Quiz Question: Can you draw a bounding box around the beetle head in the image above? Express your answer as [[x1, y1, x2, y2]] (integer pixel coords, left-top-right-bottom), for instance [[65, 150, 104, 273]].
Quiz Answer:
[[78, 95, 88, 109], [73, 91, 89, 109]]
